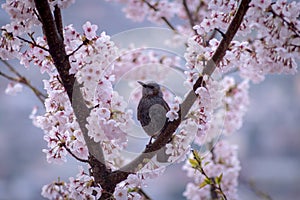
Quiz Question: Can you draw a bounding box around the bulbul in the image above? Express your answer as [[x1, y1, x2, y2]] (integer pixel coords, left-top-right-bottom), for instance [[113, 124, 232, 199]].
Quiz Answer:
[[137, 81, 170, 162]]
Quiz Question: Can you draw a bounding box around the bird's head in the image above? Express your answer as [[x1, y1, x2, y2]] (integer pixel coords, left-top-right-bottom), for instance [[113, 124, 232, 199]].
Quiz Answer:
[[138, 81, 163, 97]]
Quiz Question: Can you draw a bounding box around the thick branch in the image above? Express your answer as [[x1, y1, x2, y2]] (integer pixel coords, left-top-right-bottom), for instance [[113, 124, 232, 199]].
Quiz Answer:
[[110, 0, 251, 187], [33, 0, 108, 188], [54, 5, 64, 38], [34, 0, 73, 98]]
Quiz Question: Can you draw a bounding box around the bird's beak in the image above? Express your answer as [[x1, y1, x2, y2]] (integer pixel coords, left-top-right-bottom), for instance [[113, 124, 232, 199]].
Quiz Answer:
[[137, 81, 146, 87]]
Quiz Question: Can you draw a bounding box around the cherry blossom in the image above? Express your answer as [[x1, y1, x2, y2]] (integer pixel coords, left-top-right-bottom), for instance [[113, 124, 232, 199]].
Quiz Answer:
[[82, 21, 98, 40], [4, 82, 22, 95], [41, 166, 102, 199], [1, 0, 299, 199], [166, 96, 181, 121]]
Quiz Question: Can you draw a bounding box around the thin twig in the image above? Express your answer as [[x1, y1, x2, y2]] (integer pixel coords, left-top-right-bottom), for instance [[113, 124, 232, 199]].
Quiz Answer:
[[63, 144, 89, 163], [268, 6, 300, 37], [2, 59, 23, 77], [0, 59, 47, 103], [22, 77, 47, 103], [249, 180, 273, 200], [56, 134, 89, 163], [17, 36, 49, 51], [137, 188, 152, 200], [183, 0, 197, 34], [67, 43, 84, 57], [0, 71, 19, 82], [191, 150, 228, 200], [33, 8, 42, 22], [142, 0, 177, 32]]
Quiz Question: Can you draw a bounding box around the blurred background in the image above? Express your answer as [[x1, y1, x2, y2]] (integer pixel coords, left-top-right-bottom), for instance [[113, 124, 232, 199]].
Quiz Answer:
[[0, 1, 300, 199]]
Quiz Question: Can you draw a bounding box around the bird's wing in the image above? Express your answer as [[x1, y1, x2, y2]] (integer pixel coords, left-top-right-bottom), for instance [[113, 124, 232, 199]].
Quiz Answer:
[[137, 98, 150, 127], [148, 103, 168, 133]]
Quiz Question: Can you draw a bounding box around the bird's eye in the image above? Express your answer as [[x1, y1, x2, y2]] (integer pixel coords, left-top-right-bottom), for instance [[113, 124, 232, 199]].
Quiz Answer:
[[147, 85, 155, 89]]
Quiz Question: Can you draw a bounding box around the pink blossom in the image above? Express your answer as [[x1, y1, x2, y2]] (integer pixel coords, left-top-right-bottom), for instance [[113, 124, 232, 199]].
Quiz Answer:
[[5, 82, 22, 96], [82, 21, 98, 40]]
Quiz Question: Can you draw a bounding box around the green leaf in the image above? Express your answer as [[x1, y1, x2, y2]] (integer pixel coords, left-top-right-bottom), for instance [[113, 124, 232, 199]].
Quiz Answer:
[[204, 177, 212, 185], [189, 158, 199, 168], [215, 173, 223, 185], [199, 181, 208, 188], [192, 150, 202, 163]]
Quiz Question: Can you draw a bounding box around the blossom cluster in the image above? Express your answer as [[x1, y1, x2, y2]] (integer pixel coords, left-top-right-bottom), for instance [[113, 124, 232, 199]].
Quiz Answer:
[[182, 76, 225, 146], [165, 123, 196, 163], [222, 77, 249, 135], [107, 0, 178, 24], [41, 166, 102, 199], [31, 76, 88, 164], [166, 96, 181, 121], [184, 36, 220, 86], [113, 174, 145, 200]]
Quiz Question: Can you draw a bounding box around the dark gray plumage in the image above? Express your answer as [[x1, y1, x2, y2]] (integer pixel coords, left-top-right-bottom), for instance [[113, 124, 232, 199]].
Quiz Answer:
[[137, 81, 170, 140]]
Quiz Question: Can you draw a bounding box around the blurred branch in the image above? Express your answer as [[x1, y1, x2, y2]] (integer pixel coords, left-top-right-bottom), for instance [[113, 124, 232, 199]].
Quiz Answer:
[[249, 180, 273, 200], [268, 6, 300, 37], [33, 8, 42, 22], [142, 0, 177, 32], [133, 188, 152, 200], [0, 70, 19, 82], [0, 59, 47, 103], [183, 0, 197, 34]]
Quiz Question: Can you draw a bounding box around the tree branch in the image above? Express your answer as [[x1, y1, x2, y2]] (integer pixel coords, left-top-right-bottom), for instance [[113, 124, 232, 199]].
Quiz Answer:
[[136, 188, 152, 200], [34, 0, 73, 98], [268, 6, 300, 37], [203, 0, 251, 75], [109, 0, 251, 187], [17, 36, 49, 51], [63, 143, 89, 163], [54, 5, 64, 38], [67, 42, 85, 57], [0, 70, 19, 81], [142, 0, 177, 32], [0, 59, 47, 103], [33, 0, 109, 190], [183, 0, 197, 34]]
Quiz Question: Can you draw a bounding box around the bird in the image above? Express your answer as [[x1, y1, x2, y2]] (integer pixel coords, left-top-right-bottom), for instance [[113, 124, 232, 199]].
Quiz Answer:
[[137, 81, 170, 141], [137, 81, 170, 162]]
